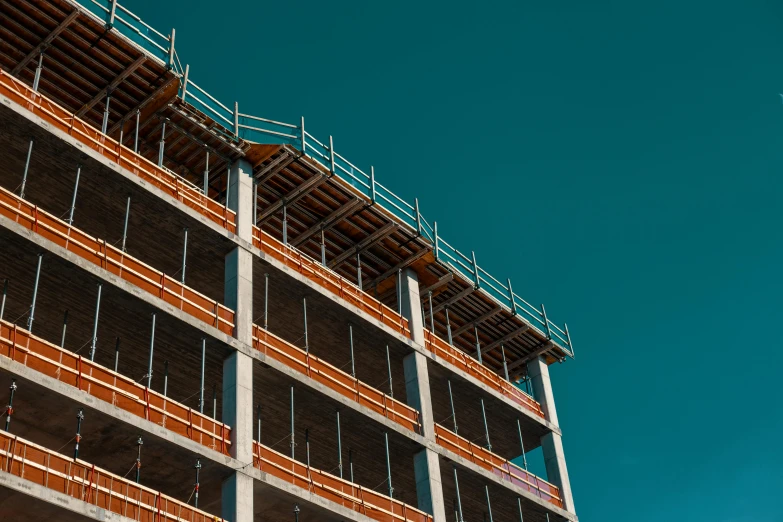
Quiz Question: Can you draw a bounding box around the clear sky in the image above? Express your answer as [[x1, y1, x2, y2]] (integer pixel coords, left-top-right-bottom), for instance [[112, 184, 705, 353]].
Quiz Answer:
[[133, 1, 782, 520]]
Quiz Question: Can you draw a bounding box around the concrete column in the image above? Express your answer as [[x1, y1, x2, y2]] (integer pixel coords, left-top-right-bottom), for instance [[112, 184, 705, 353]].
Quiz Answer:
[[222, 158, 254, 522], [528, 356, 575, 513], [399, 268, 447, 522]]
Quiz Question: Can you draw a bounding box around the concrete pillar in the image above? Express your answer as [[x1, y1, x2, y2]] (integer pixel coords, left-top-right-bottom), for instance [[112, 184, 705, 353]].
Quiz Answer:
[[528, 356, 575, 513], [222, 158, 255, 522], [399, 268, 447, 522]]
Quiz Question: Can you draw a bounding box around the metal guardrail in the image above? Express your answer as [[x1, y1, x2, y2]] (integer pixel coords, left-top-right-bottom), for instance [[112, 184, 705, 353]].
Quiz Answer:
[[71, 0, 574, 359], [0, 184, 235, 335], [0, 319, 231, 455], [0, 431, 225, 522], [254, 441, 431, 522]]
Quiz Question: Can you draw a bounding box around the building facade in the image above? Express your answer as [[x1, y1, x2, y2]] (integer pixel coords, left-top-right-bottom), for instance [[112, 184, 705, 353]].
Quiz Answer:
[[0, 1, 577, 521]]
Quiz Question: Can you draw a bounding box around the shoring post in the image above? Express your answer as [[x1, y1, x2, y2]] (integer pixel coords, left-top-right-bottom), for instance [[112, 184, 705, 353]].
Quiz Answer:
[[33, 52, 44, 92], [121, 196, 131, 252], [433, 221, 439, 260], [74, 408, 84, 459], [113, 337, 120, 372], [507, 278, 517, 316], [428, 291, 434, 333], [133, 109, 140, 153], [501, 345, 510, 381], [263, 273, 269, 330], [329, 136, 335, 176], [414, 198, 422, 236], [194, 459, 201, 508], [516, 418, 528, 470], [180, 228, 188, 284], [294, 504, 301, 522], [0, 279, 7, 320], [233, 102, 239, 137], [107, 0, 117, 28], [336, 410, 343, 478], [480, 398, 492, 452], [447, 380, 457, 434], [146, 313, 156, 388], [203, 151, 209, 195], [256, 403, 262, 442], [199, 339, 205, 413], [300, 116, 306, 154], [157, 122, 166, 167], [348, 448, 354, 482], [303, 298, 309, 354], [453, 466, 464, 522], [485, 486, 494, 522], [282, 203, 288, 245], [5, 379, 17, 432], [370, 166, 377, 204], [163, 360, 169, 397], [356, 251, 362, 290], [517, 498, 524, 522], [212, 383, 217, 419], [118, 117, 125, 146], [101, 90, 112, 134], [67, 164, 81, 225], [253, 182, 258, 226], [384, 432, 393, 499], [471, 251, 480, 289], [135, 436, 143, 483], [89, 284, 102, 361], [348, 325, 355, 378], [320, 228, 326, 266], [385, 345, 393, 398], [445, 306, 453, 346], [305, 428, 311, 468], [181, 64, 190, 103], [541, 303, 552, 340], [290, 386, 295, 460], [167, 29, 175, 70], [397, 269, 402, 316], [20, 139, 33, 199], [474, 325, 483, 364], [26, 253, 42, 332], [60, 310, 69, 348]]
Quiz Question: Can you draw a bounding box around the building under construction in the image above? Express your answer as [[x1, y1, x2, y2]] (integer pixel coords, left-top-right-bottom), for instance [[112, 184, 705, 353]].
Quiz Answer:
[[0, 1, 577, 521]]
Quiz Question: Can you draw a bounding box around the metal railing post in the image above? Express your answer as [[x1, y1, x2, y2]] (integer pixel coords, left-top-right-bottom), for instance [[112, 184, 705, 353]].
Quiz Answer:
[[471, 251, 480, 289], [507, 278, 517, 315], [414, 198, 421, 236], [108, 0, 118, 28], [300, 116, 306, 155], [433, 221, 439, 260], [541, 304, 552, 340], [329, 135, 335, 176], [370, 166, 376, 204], [233, 102, 239, 137], [181, 64, 189, 103], [167, 29, 176, 70]]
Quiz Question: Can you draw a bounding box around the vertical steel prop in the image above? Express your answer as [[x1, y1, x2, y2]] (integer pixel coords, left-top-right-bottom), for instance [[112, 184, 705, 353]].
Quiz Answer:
[[32, 52, 44, 91], [74, 408, 84, 459], [68, 164, 81, 225], [157, 122, 166, 167], [101, 90, 112, 134], [320, 228, 326, 266], [428, 291, 434, 333], [5, 379, 17, 432], [146, 313, 156, 388], [356, 251, 362, 290], [59, 310, 68, 348], [445, 306, 453, 345], [474, 325, 483, 364], [89, 284, 102, 361], [348, 448, 354, 483], [336, 410, 343, 478], [180, 228, 188, 284], [481, 398, 492, 452], [384, 432, 393, 498], [203, 151, 209, 195], [256, 404, 262, 442], [303, 298, 309, 354], [263, 273, 269, 330], [135, 436, 143, 483], [386, 345, 393, 398], [516, 418, 528, 470], [163, 360, 169, 397], [20, 139, 33, 199], [121, 196, 131, 253], [397, 269, 402, 315], [348, 325, 355, 378], [517, 497, 524, 522], [501, 345, 510, 381], [290, 386, 295, 460], [133, 109, 140, 153], [194, 459, 201, 508], [447, 379, 458, 434], [485, 485, 494, 522], [114, 337, 120, 372], [282, 204, 288, 245], [199, 338, 206, 413], [212, 384, 217, 419], [26, 253, 42, 332], [305, 428, 311, 468], [0, 279, 7, 321], [453, 466, 464, 522]]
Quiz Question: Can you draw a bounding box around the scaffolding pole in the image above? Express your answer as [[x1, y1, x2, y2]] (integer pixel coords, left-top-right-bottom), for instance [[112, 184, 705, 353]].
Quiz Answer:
[[180, 228, 188, 284], [256, 403, 261, 442], [516, 418, 528, 470], [26, 253, 42, 332], [101, 91, 111, 134], [67, 164, 81, 225], [32, 52, 43, 91], [146, 313, 156, 388], [0, 279, 7, 321], [157, 122, 166, 167], [20, 139, 33, 199], [474, 325, 483, 364], [348, 325, 355, 378], [447, 379, 458, 434], [445, 306, 453, 345], [453, 466, 464, 522], [114, 337, 120, 372], [59, 310, 68, 348], [501, 345, 510, 381], [384, 432, 393, 499], [480, 398, 492, 452], [194, 459, 201, 508], [133, 109, 140, 153], [199, 338, 205, 413], [282, 204, 288, 245], [121, 196, 131, 253], [303, 298, 309, 354], [485, 486, 494, 522], [386, 345, 393, 398], [89, 284, 102, 361], [336, 410, 343, 478], [290, 386, 295, 460], [263, 273, 269, 330]]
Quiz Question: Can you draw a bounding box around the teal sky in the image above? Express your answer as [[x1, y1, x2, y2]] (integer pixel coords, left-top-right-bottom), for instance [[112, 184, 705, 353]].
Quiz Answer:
[[134, 1, 782, 520]]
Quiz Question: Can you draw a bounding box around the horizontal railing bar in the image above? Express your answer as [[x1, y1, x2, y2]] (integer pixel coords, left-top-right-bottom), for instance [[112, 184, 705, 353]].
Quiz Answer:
[[237, 113, 298, 128]]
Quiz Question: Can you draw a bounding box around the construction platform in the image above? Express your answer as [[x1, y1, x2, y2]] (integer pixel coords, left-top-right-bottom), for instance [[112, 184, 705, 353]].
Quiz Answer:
[[0, 1, 578, 521]]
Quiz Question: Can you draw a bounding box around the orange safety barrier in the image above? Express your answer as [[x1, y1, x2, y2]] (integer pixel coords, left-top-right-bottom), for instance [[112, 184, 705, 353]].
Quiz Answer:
[[423, 330, 545, 418], [0, 69, 237, 234], [254, 441, 431, 522], [0, 184, 235, 335], [253, 325, 420, 433], [434, 424, 562, 508], [0, 319, 231, 456], [0, 431, 225, 522], [252, 226, 410, 337]]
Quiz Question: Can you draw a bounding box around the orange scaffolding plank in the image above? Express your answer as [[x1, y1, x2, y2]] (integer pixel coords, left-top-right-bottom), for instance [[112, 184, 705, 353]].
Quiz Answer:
[[253, 441, 431, 522], [0, 69, 237, 235], [253, 325, 420, 433], [0, 184, 235, 335], [433, 424, 562, 508], [253, 226, 410, 337], [0, 319, 231, 455], [423, 330, 545, 418], [0, 431, 224, 522]]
